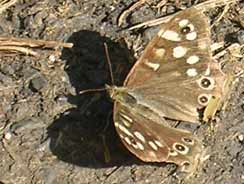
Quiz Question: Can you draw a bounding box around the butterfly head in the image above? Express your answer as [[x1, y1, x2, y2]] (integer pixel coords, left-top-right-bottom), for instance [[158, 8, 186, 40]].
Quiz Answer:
[[106, 85, 137, 106], [105, 84, 119, 99]]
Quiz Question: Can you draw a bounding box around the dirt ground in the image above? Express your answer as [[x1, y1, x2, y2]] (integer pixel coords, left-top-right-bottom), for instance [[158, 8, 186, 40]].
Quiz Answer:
[[0, 0, 244, 184]]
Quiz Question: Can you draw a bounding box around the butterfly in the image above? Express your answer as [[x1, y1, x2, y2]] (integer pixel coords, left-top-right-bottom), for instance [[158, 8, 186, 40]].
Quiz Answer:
[[105, 7, 231, 173]]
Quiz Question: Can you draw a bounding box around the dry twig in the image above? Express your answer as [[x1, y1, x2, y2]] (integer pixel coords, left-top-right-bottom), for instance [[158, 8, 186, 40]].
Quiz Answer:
[[128, 0, 237, 30], [118, 0, 148, 27], [0, 0, 18, 14], [0, 36, 73, 56]]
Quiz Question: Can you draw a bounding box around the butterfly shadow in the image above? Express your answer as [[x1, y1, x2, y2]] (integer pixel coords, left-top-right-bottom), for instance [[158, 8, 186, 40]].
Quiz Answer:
[[47, 30, 164, 169]]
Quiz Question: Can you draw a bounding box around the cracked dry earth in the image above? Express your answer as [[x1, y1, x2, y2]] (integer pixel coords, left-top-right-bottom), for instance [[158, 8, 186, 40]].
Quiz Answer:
[[0, 0, 244, 184]]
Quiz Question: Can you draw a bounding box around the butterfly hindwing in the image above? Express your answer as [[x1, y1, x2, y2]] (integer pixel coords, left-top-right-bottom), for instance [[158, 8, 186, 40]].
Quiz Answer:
[[113, 102, 203, 172]]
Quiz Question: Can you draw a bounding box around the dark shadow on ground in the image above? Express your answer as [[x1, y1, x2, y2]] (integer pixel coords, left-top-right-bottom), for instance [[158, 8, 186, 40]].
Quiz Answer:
[[47, 30, 164, 168]]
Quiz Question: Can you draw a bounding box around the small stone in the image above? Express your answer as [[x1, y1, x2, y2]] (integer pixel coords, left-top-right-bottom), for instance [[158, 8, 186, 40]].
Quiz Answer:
[[237, 134, 244, 142], [237, 30, 244, 45], [4, 132, 12, 140], [49, 55, 56, 62], [29, 75, 47, 92]]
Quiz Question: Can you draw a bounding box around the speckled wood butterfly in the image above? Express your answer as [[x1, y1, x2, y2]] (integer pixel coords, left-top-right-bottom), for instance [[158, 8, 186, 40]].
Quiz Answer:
[[105, 6, 232, 173]]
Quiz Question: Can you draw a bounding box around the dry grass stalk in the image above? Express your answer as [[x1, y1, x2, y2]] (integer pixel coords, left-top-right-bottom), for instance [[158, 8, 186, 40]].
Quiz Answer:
[[0, 0, 18, 14], [0, 36, 73, 56]]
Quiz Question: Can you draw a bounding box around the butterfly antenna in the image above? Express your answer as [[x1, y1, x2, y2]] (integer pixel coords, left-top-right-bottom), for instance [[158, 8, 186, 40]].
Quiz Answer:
[[79, 88, 106, 94], [104, 42, 114, 85], [79, 43, 114, 95]]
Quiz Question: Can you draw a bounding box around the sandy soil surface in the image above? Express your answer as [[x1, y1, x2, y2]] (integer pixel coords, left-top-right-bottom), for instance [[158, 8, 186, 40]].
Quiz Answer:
[[0, 0, 244, 183]]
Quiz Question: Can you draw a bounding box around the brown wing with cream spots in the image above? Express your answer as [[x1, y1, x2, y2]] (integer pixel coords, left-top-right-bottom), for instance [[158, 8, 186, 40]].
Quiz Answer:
[[124, 7, 212, 86], [113, 102, 203, 173], [123, 7, 228, 123]]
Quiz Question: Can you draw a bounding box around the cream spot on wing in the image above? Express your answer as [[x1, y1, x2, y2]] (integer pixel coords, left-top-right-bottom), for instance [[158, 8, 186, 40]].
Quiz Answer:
[[205, 64, 211, 76], [148, 141, 158, 151], [120, 113, 132, 127], [121, 119, 131, 127], [154, 48, 165, 58], [120, 134, 125, 139], [121, 120, 131, 127], [145, 62, 160, 71], [186, 55, 200, 64], [157, 28, 165, 37], [114, 122, 119, 127], [188, 23, 195, 31], [124, 137, 132, 145], [169, 150, 178, 156], [134, 131, 146, 143], [161, 30, 181, 41], [136, 142, 144, 150], [117, 124, 133, 137], [148, 151, 157, 159], [186, 68, 198, 77], [186, 31, 197, 40], [132, 142, 138, 149], [178, 19, 189, 27], [173, 46, 187, 58], [120, 113, 132, 122], [154, 140, 164, 148]]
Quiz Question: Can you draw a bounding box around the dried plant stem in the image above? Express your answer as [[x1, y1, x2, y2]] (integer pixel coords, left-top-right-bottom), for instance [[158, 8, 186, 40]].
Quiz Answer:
[[128, 0, 237, 30], [118, 0, 148, 27], [0, 36, 73, 56], [0, 36, 73, 48], [0, 45, 38, 56], [0, 0, 18, 14]]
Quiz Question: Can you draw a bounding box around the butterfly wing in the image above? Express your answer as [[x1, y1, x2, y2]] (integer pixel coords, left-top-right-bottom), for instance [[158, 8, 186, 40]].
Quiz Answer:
[[124, 7, 228, 122], [113, 102, 203, 173]]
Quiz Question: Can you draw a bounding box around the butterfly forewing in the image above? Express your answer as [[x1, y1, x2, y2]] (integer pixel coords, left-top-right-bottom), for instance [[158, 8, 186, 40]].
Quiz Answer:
[[123, 7, 227, 123], [113, 102, 203, 172], [124, 8, 211, 86]]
